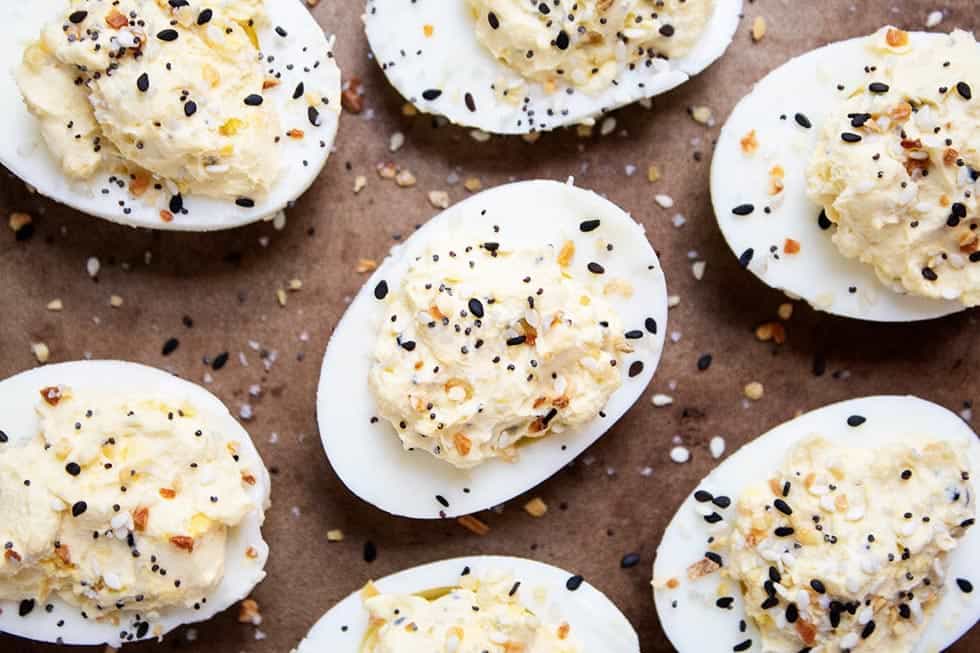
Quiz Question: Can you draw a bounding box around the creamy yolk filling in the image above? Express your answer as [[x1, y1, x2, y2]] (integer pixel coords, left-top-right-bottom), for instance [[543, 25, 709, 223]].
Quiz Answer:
[[468, 0, 714, 96], [368, 237, 631, 468], [692, 436, 975, 653], [15, 0, 280, 204], [0, 386, 257, 625], [807, 26, 980, 305], [359, 571, 582, 653]]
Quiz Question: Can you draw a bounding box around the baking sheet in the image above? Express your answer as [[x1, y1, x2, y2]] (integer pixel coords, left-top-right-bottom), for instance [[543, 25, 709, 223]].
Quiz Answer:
[[0, 0, 977, 651]]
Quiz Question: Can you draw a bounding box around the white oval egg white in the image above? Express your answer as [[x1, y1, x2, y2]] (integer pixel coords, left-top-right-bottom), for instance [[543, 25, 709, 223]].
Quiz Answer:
[[363, 0, 742, 134], [0, 360, 271, 647], [295, 555, 639, 652], [0, 0, 341, 232], [652, 396, 980, 653], [317, 180, 668, 518], [711, 31, 964, 321]]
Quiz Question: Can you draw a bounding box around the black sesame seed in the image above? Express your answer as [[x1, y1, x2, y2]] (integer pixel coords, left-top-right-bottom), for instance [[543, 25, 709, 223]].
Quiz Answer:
[[69, 10, 88, 24], [506, 335, 526, 346], [898, 603, 911, 619], [468, 298, 484, 318], [293, 82, 305, 100], [19, 599, 35, 617], [587, 262, 605, 274], [169, 193, 184, 214], [363, 540, 377, 563], [275, 26, 287, 37], [197, 8, 213, 25], [818, 209, 832, 230], [697, 354, 712, 371], [738, 248, 754, 268], [810, 579, 826, 594], [716, 596, 735, 609], [65, 462, 81, 476], [732, 203, 754, 216], [733, 640, 752, 652], [628, 361, 644, 378], [212, 352, 229, 370], [952, 202, 967, 218], [624, 330, 643, 339], [769, 567, 781, 583], [712, 495, 731, 509], [0, 430, 7, 443], [137, 73, 150, 93], [957, 82, 972, 100], [162, 337, 179, 356], [579, 218, 601, 232], [868, 82, 890, 93], [374, 281, 389, 300], [694, 490, 713, 503], [487, 11, 500, 29], [956, 578, 974, 593], [235, 197, 255, 208], [774, 499, 792, 515], [620, 553, 641, 568], [841, 132, 862, 143], [645, 318, 657, 334], [421, 89, 442, 101], [555, 30, 570, 50], [565, 575, 584, 591], [921, 267, 938, 281], [861, 620, 876, 639], [705, 551, 723, 566], [760, 596, 779, 610], [464, 92, 476, 112], [435, 495, 449, 507], [308, 106, 322, 126], [244, 94, 264, 106], [71, 501, 87, 517], [399, 340, 417, 352], [157, 29, 179, 42], [184, 101, 197, 117], [704, 512, 722, 524], [785, 603, 799, 623], [794, 113, 812, 129], [659, 24, 675, 37], [774, 526, 794, 537], [847, 415, 866, 427]]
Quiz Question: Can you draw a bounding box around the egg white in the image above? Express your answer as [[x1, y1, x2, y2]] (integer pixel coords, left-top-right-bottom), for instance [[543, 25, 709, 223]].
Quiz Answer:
[[652, 395, 980, 653], [363, 0, 742, 134], [316, 180, 668, 518], [295, 555, 639, 652], [0, 0, 341, 232], [0, 360, 271, 647], [711, 31, 966, 321]]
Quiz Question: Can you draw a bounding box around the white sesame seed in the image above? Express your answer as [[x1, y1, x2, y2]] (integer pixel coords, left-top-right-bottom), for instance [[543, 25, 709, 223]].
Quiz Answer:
[[709, 436, 726, 459], [651, 393, 674, 407], [654, 194, 674, 209], [670, 446, 690, 463]]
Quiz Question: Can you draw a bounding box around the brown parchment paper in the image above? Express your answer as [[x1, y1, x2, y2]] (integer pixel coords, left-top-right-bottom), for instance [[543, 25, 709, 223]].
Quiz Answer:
[[1, 1, 978, 651]]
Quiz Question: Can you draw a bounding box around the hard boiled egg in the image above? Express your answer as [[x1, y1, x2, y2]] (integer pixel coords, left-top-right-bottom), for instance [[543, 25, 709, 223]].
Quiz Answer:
[[364, 0, 742, 134], [653, 396, 979, 653], [712, 28, 978, 320], [1, 0, 341, 231], [317, 180, 668, 518], [295, 555, 639, 652], [0, 360, 271, 647]]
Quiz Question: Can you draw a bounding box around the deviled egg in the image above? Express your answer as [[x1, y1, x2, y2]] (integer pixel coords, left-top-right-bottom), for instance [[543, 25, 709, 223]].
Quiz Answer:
[[0, 360, 271, 647], [364, 0, 742, 134], [295, 555, 639, 652], [712, 26, 979, 321], [653, 396, 979, 653], [2, 0, 341, 231], [317, 180, 667, 518]]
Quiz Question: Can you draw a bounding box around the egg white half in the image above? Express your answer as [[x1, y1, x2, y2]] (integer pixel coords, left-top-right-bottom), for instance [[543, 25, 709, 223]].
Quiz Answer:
[[0, 0, 341, 232], [652, 396, 980, 653], [711, 31, 965, 321], [316, 180, 668, 518], [295, 555, 639, 652], [0, 360, 271, 647], [363, 0, 742, 134]]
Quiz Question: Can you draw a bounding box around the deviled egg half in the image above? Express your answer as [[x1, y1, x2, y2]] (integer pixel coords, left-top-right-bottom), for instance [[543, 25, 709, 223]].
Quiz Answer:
[[295, 555, 640, 652], [2, 0, 341, 231], [364, 0, 742, 134], [712, 26, 980, 321], [317, 180, 668, 518], [653, 396, 979, 653], [0, 361, 271, 647]]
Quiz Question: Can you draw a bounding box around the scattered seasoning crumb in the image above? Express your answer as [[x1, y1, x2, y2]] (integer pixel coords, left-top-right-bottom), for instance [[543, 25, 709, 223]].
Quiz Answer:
[[652, 393, 674, 407], [751, 16, 767, 42], [109, 295, 124, 308], [388, 132, 405, 152], [777, 303, 794, 320], [47, 299, 63, 312], [925, 10, 943, 28], [600, 116, 617, 136], [395, 169, 416, 187], [86, 257, 101, 279], [755, 322, 786, 344], [428, 190, 450, 209], [326, 529, 345, 542], [356, 259, 378, 273], [276, 289, 288, 307], [237, 599, 262, 625], [463, 177, 483, 192], [8, 212, 32, 233], [744, 382, 764, 400], [692, 261, 706, 280], [31, 342, 50, 364], [341, 77, 364, 114], [655, 194, 674, 209], [457, 515, 490, 535], [689, 106, 714, 126], [647, 165, 662, 182], [524, 497, 548, 517], [353, 175, 367, 194]]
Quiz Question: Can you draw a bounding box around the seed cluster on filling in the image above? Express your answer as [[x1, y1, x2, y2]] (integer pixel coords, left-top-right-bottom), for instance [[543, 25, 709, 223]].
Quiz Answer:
[[807, 27, 980, 305], [368, 218, 656, 469], [0, 386, 258, 643], [683, 426, 975, 653], [361, 566, 583, 652], [468, 0, 715, 96]]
